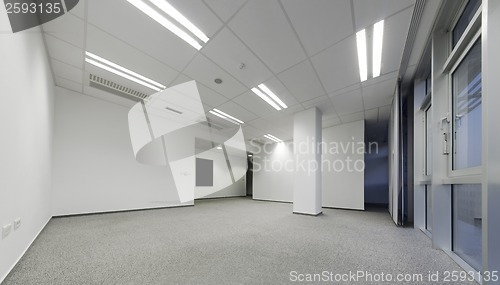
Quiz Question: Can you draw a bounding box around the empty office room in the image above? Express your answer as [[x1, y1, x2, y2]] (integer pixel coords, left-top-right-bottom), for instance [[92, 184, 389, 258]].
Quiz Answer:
[[1, 0, 499, 284]]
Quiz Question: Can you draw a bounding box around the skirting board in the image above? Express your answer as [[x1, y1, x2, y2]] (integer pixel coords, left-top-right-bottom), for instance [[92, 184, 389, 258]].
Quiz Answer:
[[293, 211, 323, 216], [53, 204, 194, 218], [0, 216, 51, 284]]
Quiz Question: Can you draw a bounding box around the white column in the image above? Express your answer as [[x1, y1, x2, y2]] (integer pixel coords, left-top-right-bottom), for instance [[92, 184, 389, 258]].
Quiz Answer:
[[482, 1, 500, 281], [293, 107, 322, 215]]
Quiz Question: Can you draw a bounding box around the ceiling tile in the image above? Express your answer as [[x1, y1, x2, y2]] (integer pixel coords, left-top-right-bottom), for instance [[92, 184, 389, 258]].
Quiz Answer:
[[197, 84, 229, 107], [68, 0, 85, 19], [87, 0, 197, 71], [242, 125, 265, 138], [43, 13, 84, 48], [232, 90, 280, 118], [45, 34, 83, 68], [86, 25, 178, 87], [330, 89, 364, 115], [301, 96, 337, 117], [362, 78, 397, 109], [51, 59, 83, 84], [261, 77, 299, 107], [183, 54, 247, 99], [340, 112, 365, 124], [203, 0, 246, 22], [381, 8, 414, 75], [278, 60, 325, 102], [311, 36, 359, 93], [323, 116, 342, 129], [55, 76, 82, 93], [353, 0, 414, 30], [168, 73, 192, 87], [281, 0, 353, 56], [202, 27, 273, 88], [364, 108, 379, 123], [167, 0, 222, 37], [216, 100, 258, 122], [228, 0, 307, 73]]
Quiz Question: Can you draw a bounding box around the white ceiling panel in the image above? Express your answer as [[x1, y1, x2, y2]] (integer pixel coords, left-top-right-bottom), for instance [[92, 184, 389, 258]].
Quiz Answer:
[[242, 125, 265, 138], [301, 96, 337, 117], [330, 89, 364, 115], [55, 76, 82, 93], [168, 73, 192, 87], [45, 34, 83, 68], [42, 13, 85, 48], [232, 91, 280, 118], [353, 0, 414, 30], [228, 0, 307, 74], [311, 36, 359, 93], [323, 115, 342, 128], [167, 0, 222, 37], [83, 84, 138, 109], [281, 0, 353, 56], [183, 54, 247, 99], [51, 59, 83, 84], [340, 112, 364, 124], [202, 27, 273, 88], [87, 0, 197, 71], [68, 0, 85, 19], [362, 78, 396, 109], [364, 108, 379, 122], [203, 0, 246, 22], [261, 77, 299, 107], [278, 60, 325, 102], [216, 100, 258, 122], [381, 8, 414, 75], [197, 84, 229, 107], [86, 25, 178, 87]]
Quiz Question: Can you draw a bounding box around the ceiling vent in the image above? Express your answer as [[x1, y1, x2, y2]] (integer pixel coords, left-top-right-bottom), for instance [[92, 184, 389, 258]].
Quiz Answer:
[[89, 74, 149, 102]]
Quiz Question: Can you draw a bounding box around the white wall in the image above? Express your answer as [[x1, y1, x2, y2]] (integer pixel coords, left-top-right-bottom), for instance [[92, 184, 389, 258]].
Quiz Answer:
[[0, 13, 54, 283], [253, 142, 294, 203], [322, 120, 365, 210], [52, 88, 190, 216]]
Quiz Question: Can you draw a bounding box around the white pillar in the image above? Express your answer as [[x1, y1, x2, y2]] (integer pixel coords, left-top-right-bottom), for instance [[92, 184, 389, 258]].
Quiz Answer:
[[293, 107, 322, 215]]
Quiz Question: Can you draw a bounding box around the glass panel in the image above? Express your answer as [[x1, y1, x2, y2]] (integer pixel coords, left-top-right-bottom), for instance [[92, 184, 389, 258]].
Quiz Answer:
[[425, 185, 432, 232], [425, 105, 432, 175], [452, 40, 481, 170], [453, 184, 482, 271], [452, 0, 482, 48]]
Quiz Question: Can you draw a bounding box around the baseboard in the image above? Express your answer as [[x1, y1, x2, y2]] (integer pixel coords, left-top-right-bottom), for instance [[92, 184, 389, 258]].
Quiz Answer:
[[53, 204, 194, 218], [293, 211, 323, 216], [0, 216, 52, 284], [195, 195, 246, 201], [252, 198, 293, 204]]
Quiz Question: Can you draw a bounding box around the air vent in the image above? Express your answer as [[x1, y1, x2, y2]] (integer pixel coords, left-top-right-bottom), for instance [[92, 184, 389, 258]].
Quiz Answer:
[[89, 74, 150, 102]]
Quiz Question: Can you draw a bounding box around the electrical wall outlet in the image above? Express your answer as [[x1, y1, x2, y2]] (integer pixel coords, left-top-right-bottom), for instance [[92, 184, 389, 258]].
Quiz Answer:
[[14, 218, 21, 230], [2, 223, 12, 239]]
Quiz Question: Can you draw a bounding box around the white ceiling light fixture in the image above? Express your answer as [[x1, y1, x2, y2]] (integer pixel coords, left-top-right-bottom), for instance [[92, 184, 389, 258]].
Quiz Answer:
[[149, 0, 209, 43], [356, 29, 368, 82], [208, 109, 244, 125], [257, 84, 288, 109], [85, 53, 164, 92], [372, 20, 384, 78], [126, 0, 205, 50], [251, 88, 281, 111], [264, 134, 283, 143]]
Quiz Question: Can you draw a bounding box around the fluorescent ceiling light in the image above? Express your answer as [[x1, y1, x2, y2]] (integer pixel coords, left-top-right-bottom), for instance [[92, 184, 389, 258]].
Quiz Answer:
[[216, 146, 222, 150], [212, 108, 244, 124], [86, 52, 165, 89], [126, 0, 202, 50], [356, 29, 368, 82], [85, 58, 162, 91], [264, 134, 282, 143], [149, 0, 209, 43], [257, 84, 287, 109], [372, 20, 384, 78], [208, 110, 243, 125], [251, 88, 281, 111]]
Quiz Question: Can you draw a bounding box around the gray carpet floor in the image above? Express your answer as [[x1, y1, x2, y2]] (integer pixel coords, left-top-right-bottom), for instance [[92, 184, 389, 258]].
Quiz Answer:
[[3, 197, 476, 284]]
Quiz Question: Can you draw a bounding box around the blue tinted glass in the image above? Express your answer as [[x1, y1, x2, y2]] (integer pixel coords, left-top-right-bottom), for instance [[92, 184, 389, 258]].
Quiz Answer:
[[452, 0, 482, 48]]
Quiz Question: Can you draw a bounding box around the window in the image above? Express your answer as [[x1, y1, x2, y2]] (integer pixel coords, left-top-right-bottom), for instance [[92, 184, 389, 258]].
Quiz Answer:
[[452, 40, 481, 170], [453, 184, 482, 271], [452, 0, 482, 48], [425, 105, 432, 175]]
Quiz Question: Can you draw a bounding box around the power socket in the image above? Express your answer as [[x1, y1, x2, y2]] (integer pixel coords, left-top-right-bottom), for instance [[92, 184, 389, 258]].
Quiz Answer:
[[14, 218, 21, 230], [2, 223, 12, 239]]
